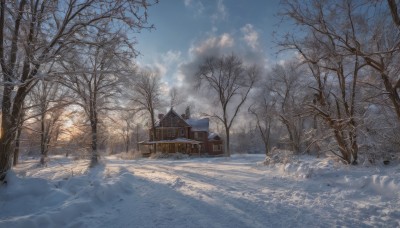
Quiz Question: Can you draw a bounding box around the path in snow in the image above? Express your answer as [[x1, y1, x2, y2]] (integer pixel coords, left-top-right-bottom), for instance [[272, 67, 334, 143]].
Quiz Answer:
[[1, 155, 400, 227]]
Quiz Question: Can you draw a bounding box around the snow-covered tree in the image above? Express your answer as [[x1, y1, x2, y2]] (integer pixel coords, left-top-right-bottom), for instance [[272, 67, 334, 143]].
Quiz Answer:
[[195, 54, 260, 157], [0, 0, 157, 182], [280, 0, 400, 164], [27, 80, 71, 165], [59, 30, 133, 167], [129, 70, 163, 151]]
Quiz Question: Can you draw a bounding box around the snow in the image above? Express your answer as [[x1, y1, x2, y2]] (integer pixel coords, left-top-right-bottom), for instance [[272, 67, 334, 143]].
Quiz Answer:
[[1, 154, 400, 227], [208, 132, 218, 140]]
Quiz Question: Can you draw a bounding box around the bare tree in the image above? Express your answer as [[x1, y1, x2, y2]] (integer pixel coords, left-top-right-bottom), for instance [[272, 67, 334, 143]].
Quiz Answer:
[[27, 80, 70, 165], [117, 110, 137, 153], [129, 70, 162, 151], [249, 95, 275, 156], [267, 61, 309, 153], [282, 0, 400, 121], [195, 54, 259, 156], [60, 31, 133, 167], [0, 0, 156, 182], [388, 0, 400, 26], [169, 86, 185, 109], [280, 31, 364, 164], [280, 0, 400, 164], [12, 106, 25, 166]]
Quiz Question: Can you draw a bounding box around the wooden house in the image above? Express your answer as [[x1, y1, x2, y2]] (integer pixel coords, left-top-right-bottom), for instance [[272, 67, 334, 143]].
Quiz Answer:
[[139, 108, 224, 156]]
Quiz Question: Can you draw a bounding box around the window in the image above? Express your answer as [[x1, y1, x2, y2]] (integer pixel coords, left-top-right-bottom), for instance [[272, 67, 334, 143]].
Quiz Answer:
[[213, 144, 222, 151], [180, 128, 185, 136], [194, 132, 199, 139]]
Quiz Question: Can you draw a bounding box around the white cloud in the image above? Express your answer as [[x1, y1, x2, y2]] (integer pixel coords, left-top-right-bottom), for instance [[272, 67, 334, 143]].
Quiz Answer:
[[175, 70, 185, 83], [154, 62, 168, 76], [139, 50, 181, 78], [241, 24, 259, 50], [136, 50, 183, 95], [190, 33, 234, 55], [211, 0, 228, 22], [183, 0, 204, 16], [160, 50, 182, 67], [159, 81, 170, 97]]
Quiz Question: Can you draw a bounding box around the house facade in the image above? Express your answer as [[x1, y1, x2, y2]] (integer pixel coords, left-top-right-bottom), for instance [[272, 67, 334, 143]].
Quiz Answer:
[[140, 108, 224, 156]]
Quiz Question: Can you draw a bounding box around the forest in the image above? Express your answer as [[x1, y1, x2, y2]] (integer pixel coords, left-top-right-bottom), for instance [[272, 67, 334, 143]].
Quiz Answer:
[[0, 0, 400, 184]]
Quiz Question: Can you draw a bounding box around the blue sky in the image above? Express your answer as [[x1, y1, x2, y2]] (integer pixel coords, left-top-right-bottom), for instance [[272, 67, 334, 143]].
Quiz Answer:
[[134, 0, 292, 113], [136, 0, 288, 62]]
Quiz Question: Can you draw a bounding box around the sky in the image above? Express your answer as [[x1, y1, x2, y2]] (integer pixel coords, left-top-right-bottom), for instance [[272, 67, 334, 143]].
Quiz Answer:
[[134, 0, 292, 114]]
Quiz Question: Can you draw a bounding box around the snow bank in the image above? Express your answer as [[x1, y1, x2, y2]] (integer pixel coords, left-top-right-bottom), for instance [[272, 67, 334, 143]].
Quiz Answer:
[[0, 164, 138, 228], [270, 155, 400, 203]]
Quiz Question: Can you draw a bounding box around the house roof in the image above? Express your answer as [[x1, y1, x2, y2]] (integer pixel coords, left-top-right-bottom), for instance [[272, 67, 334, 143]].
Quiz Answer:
[[208, 132, 222, 141], [155, 108, 210, 132], [185, 118, 209, 132], [208, 132, 217, 140], [155, 108, 190, 127]]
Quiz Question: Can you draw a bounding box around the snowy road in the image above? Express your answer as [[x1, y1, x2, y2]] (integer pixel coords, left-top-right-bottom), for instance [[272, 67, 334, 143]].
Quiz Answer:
[[1, 155, 400, 227]]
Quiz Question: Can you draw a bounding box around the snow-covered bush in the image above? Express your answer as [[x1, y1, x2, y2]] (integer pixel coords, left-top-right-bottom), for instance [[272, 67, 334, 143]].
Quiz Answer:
[[263, 148, 295, 165]]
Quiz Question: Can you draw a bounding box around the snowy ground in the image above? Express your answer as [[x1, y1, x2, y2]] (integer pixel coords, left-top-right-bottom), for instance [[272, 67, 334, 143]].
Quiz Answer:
[[1, 154, 400, 228]]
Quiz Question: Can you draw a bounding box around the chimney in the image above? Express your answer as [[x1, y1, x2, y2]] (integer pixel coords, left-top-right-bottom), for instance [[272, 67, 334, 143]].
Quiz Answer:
[[158, 113, 164, 120], [185, 106, 191, 119]]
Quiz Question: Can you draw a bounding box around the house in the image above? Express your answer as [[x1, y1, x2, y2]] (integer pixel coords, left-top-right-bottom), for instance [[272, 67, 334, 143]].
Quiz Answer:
[[139, 108, 224, 156]]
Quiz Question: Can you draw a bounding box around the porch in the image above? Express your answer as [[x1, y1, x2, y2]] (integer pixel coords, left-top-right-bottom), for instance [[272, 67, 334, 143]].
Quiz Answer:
[[139, 138, 203, 155]]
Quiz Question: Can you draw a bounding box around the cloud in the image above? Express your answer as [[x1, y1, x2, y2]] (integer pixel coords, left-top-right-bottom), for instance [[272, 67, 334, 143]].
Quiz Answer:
[[184, 0, 227, 23], [176, 31, 263, 116], [183, 0, 192, 6], [137, 26, 268, 119], [139, 50, 181, 76], [160, 50, 182, 67], [241, 24, 259, 50], [183, 0, 204, 16], [211, 0, 228, 22], [189, 33, 234, 56]]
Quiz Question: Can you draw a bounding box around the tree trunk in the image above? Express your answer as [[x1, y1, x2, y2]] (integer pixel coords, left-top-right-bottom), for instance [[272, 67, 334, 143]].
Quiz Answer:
[[225, 127, 230, 157], [0, 85, 27, 182], [90, 117, 98, 167], [349, 120, 358, 165], [136, 125, 140, 151], [150, 111, 157, 153], [0, 129, 15, 182], [282, 117, 298, 152], [0, 73, 14, 182], [264, 142, 270, 156], [13, 126, 22, 166], [380, 72, 400, 121], [89, 92, 99, 167], [264, 123, 271, 156], [333, 129, 355, 164], [40, 112, 46, 165], [125, 136, 129, 153]]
